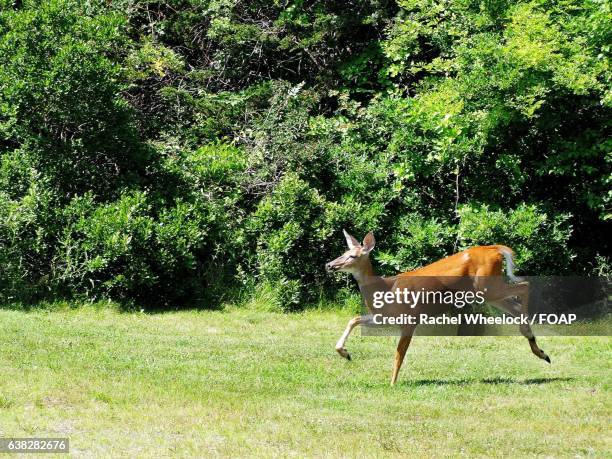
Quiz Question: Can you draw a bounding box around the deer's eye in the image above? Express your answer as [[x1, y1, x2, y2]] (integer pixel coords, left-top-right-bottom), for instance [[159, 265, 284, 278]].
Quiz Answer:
[[348, 255, 357, 259]]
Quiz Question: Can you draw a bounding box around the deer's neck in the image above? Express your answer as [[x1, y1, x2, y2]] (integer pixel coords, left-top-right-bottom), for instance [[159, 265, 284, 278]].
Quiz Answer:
[[352, 258, 390, 312], [351, 258, 375, 284]]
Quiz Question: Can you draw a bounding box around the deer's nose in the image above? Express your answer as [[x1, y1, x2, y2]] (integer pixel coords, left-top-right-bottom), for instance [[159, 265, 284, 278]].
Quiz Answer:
[[325, 262, 334, 272]]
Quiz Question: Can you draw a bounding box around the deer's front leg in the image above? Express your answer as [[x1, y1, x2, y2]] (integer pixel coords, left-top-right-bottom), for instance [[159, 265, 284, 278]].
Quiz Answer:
[[335, 315, 370, 360]]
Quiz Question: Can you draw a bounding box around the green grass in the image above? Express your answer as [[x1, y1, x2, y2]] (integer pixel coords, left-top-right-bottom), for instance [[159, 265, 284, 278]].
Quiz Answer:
[[0, 306, 609, 457]]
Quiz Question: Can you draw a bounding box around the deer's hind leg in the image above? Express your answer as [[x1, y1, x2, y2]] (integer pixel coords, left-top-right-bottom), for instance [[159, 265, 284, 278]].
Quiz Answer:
[[488, 281, 550, 363], [391, 327, 415, 386]]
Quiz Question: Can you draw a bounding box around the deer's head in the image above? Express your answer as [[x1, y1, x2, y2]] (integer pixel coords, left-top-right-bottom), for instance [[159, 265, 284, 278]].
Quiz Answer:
[[325, 230, 376, 274]]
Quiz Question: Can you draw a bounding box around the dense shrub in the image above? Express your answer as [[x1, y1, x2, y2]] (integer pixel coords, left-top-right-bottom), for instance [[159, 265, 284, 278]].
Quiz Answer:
[[0, 1, 148, 200], [456, 204, 574, 275], [0, 185, 56, 302], [245, 173, 378, 310], [52, 192, 214, 306], [0, 0, 609, 309], [377, 214, 457, 273]]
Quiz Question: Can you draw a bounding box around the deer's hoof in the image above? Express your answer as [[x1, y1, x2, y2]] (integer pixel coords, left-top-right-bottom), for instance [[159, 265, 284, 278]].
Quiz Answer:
[[336, 347, 351, 360]]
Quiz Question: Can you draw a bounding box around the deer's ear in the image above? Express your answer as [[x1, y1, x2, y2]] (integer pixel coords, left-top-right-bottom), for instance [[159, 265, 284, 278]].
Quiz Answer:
[[343, 229, 360, 249], [362, 232, 376, 253]]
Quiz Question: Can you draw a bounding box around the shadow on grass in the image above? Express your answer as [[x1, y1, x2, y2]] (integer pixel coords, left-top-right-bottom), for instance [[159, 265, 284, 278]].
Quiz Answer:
[[402, 377, 573, 387]]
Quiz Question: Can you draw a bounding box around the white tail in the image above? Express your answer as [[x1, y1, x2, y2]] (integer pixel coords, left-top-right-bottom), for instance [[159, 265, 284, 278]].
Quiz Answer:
[[498, 246, 524, 283]]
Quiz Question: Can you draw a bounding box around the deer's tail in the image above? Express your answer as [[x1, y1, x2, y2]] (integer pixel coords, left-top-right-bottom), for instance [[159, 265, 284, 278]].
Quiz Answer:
[[496, 246, 524, 283]]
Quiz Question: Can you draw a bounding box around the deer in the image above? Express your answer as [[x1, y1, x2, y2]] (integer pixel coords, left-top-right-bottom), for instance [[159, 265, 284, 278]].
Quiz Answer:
[[325, 230, 550, 385]]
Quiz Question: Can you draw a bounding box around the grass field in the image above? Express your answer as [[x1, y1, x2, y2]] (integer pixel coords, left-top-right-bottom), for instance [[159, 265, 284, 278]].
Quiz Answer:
[[0, 305, 609, 457]]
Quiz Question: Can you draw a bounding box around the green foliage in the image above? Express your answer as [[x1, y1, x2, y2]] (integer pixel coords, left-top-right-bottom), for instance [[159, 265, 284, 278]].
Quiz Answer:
[[0, 1, 147, 199], [52, 191, 219, 306], [457, 203, 573, 274], [0, 0, 609, 309], [246, 174, 339, 310], [0, 184, 56, 302], [378, 214, 456, 272], [0, 142, 245, 306]]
